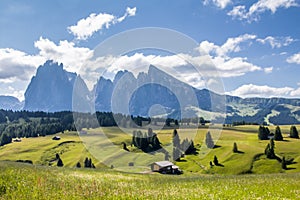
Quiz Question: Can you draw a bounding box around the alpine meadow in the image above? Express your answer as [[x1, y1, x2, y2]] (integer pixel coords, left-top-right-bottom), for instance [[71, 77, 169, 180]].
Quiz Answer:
[[1, 0, 300, 199]]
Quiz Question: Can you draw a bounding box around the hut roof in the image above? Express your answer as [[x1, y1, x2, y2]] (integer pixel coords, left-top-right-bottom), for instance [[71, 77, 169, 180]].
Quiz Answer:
[[153, 161, 175, 167]]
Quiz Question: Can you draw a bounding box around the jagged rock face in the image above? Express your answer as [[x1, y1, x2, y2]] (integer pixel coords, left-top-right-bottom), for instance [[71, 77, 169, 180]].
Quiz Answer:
[[94, 77, 113, 112], [24, 60, 85, 112], [0, 96, 23, 110], [22, 60, 300, 124]]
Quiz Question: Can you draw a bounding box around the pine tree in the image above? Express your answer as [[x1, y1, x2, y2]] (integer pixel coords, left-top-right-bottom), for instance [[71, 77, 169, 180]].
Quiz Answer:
[[76, 162, 81, 168], [57, 158, 64, 167], [274, 126, 283, 141], [88, 158, 92, 168], [84, 157, 89, 168], [173, 129, 181, 161], [290, 126, 299, 139], [205, 131, 214, 149], [213, 155, 219, 165], [173, 129, 180, 148], [233, 142, 238, 153], [265, 139, 276, 159], [258, 126, 269, 140], [282, 156, 287, 170]]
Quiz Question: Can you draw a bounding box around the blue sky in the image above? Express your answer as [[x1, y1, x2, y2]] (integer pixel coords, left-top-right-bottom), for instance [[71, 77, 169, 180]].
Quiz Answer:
[[0, 0, 300, 100]]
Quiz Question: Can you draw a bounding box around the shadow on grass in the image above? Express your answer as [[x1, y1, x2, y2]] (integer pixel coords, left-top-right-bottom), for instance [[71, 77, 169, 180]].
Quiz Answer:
[[286, 167, 296, 170], [215, 163, 224, 167], [213, 145, 222, 149], [234, 150, 245, 154], [176, 159, 187, 162]]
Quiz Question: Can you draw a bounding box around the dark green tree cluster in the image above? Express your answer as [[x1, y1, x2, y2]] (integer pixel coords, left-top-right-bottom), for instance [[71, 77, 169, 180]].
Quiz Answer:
[[274, 126, 283, 141], [0, 133, 12, 146], [181, 139, 196, 155], [84, 157, 95, 168], [265, 139, 276, 159], [258, 126, 270, 140], [290, 125, 299, 139], [205, 131, 214, 148], [132, 128, 161, 151], [232, 121, 259, 126]]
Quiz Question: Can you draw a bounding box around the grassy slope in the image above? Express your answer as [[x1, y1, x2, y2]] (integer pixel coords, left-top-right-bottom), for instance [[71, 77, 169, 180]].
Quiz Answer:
[[0, 125, 300, 174], [0, 161, 300, 200]]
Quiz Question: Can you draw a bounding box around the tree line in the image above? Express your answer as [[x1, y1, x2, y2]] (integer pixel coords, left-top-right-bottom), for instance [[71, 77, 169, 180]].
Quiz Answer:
[[0, 109, 208, 147]]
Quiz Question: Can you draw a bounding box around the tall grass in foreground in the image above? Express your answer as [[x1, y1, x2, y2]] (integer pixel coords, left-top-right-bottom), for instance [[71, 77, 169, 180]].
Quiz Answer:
[[0, 161, 299, 199]]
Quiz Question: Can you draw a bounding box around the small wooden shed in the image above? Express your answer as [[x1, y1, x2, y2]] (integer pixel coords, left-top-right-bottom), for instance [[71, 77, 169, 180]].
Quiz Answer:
[[151, 161, 182, 174]]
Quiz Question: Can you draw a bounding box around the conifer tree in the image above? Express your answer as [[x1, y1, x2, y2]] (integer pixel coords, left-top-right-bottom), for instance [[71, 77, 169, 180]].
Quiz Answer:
[[281, 156, 287, 170], [57, 158, 64, 167], [274, 126, 283, 141], [213, 155, 219, 165], [173, 129, 181, 161], [205, 131, 214, 148], [290, 126, 299, 139], [233, 142, 238, 153], [265, 139, 276, 159], [258, 126, 269, 140]]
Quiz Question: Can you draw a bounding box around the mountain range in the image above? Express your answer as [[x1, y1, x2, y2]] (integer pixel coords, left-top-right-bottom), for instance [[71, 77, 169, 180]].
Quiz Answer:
[[2, 60, 300, 125]]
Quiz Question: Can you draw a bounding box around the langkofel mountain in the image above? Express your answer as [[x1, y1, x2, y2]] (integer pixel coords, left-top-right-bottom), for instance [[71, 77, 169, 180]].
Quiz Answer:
[[19, 61, 300, 125]]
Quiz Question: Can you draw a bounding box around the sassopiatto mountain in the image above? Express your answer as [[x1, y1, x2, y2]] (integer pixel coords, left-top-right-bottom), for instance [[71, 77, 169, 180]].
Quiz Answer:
[[21, 61, 300, 125]]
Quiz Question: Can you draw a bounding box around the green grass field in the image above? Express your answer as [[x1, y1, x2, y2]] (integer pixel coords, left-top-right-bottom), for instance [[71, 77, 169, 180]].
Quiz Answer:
[[1, 125, 300, 199], [0, 161, 300, 199], [1, 125, 300, 174]]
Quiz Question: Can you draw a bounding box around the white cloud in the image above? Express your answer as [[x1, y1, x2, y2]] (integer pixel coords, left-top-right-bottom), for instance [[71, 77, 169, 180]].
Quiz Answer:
[[118, 7, 137, 22], [203, 0, 232, 9], [228, 0, 299, 22], [197, 34, 261, 77], [34, 37, 93, 73], [287, 52, 300, 64], [228, 84, 295, 98], [68, 7, 136, 40], [0, 48, 46, 100], [264, 66, 273, 73], [0, 48, 44, 82], [257, 36, 294, 48], [199, 34, 257, 57]]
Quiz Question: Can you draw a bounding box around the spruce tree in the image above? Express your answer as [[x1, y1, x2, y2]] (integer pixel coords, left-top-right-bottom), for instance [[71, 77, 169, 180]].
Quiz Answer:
[[213, 155, 219, 166], [265, 139, 276, 159], [173, 129, 181, 161], [57, 158, 64, 167], [233, 142, 238, 153], [281, 156, 287, 170], [258, 126, 269, 140], [274, 126, 283, 141], [76, 162, 81, 168], [84, 157, 89, 168], [205, 131, 214, 149], [290, 126, 299, 139]]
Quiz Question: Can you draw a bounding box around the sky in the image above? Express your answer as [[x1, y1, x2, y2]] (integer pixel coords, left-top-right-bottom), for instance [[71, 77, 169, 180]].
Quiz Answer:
[[0, 0, 300, 101]]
